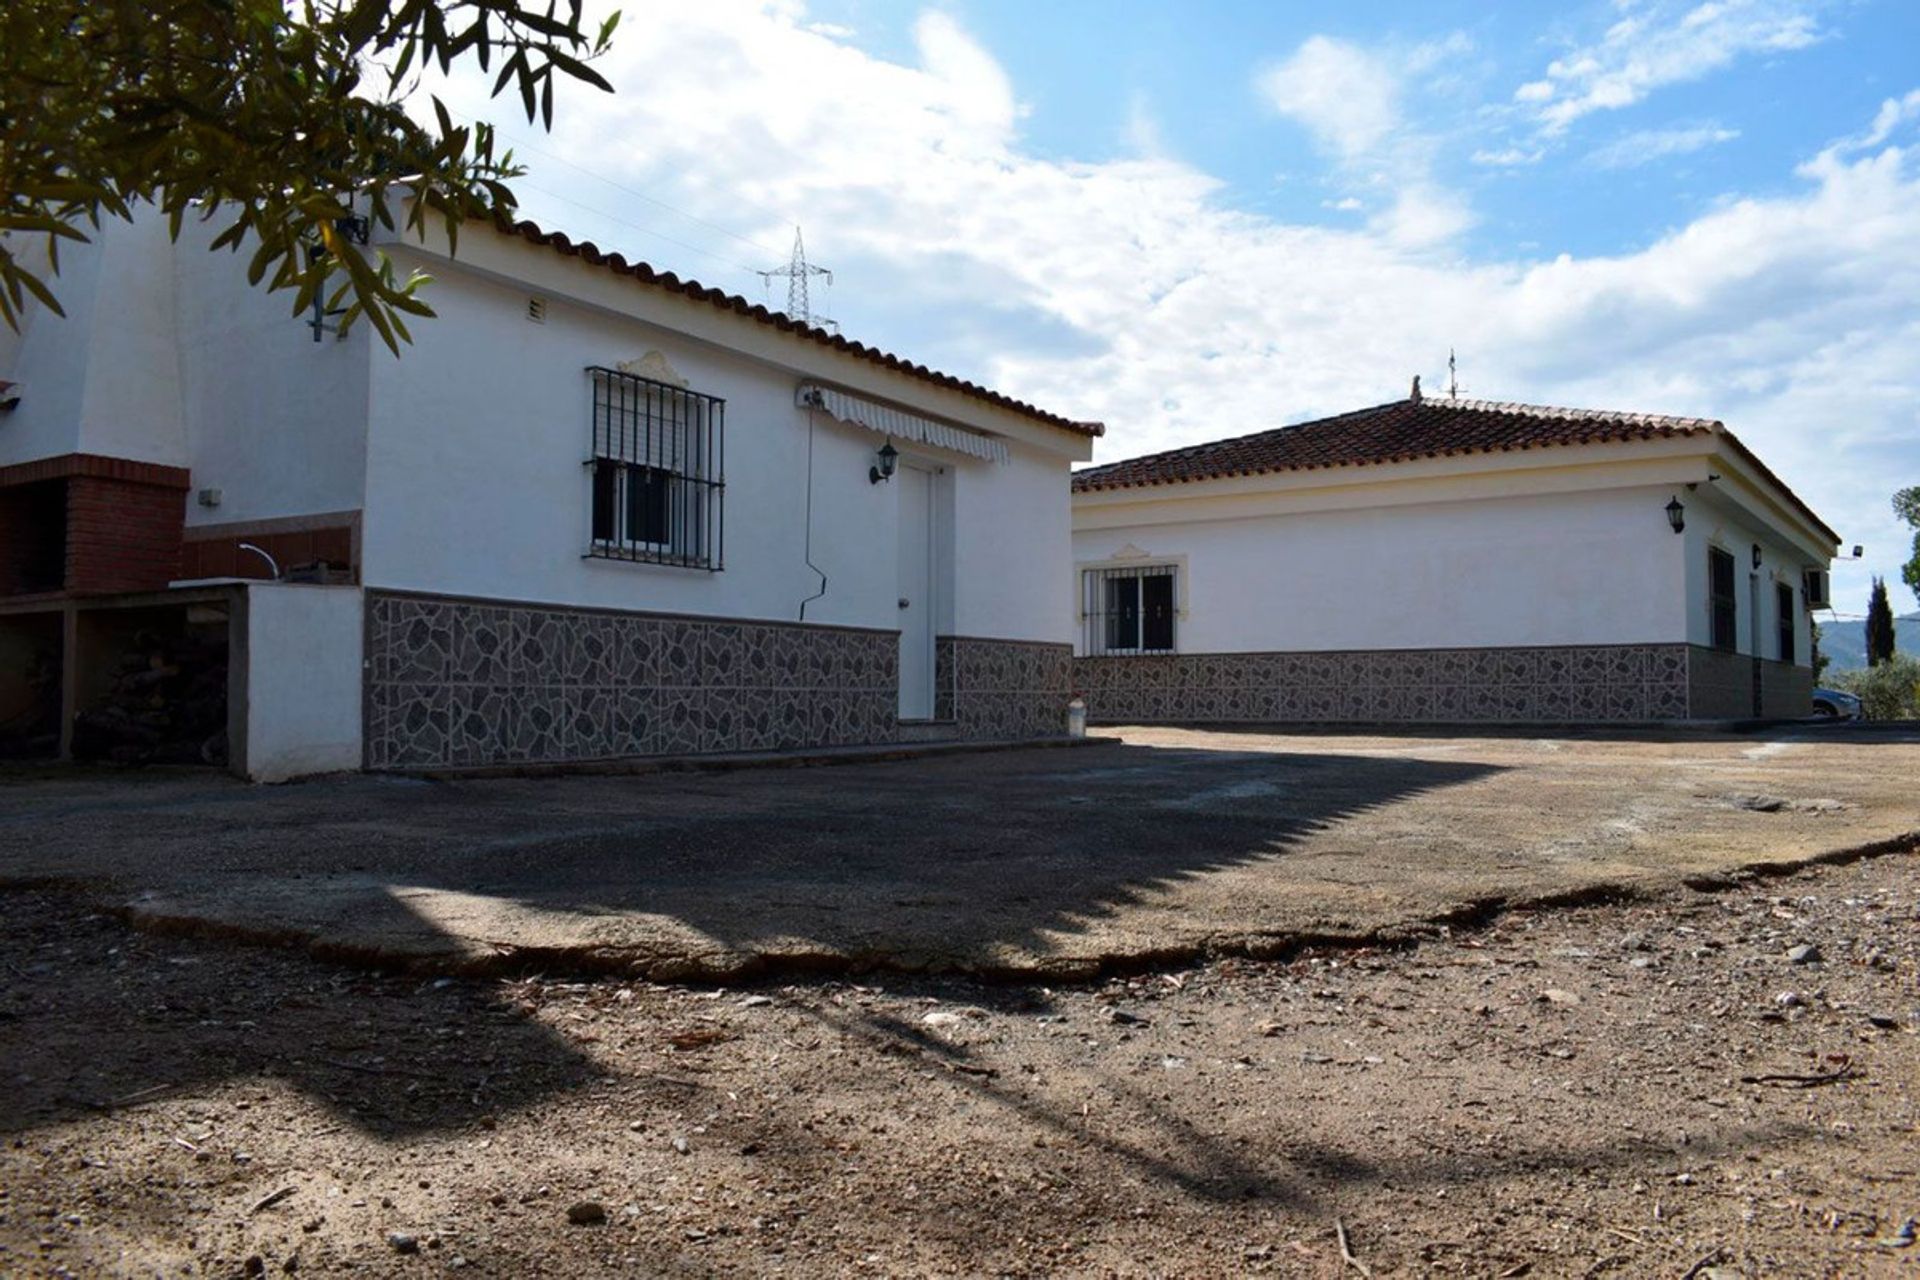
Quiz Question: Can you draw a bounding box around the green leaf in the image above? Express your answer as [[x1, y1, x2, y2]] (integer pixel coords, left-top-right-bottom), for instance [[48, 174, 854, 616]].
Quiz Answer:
[[12, 266, 69, 317], [0, 0, 617, 341]]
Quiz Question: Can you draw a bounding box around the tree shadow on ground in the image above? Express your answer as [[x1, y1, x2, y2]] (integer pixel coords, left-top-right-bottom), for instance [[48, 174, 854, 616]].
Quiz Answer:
[[0, 738, 1505, 1149], [0, 886, 1829, 1260], [0, 889, 598, 1142], [1100, 722, 1920, 745], [13, 742, 1511, 977], [791, 995, 1816, 1224], [3, 741, 1508, 977]]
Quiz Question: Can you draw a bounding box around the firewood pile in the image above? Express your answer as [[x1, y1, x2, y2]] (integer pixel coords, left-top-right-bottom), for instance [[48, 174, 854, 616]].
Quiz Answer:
[[0, 647, 60, 758], [71, 628, 228, 766]]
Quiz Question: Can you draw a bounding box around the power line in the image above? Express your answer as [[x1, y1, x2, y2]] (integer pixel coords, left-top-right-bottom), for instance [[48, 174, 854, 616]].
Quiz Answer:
[[509, 178, 766, 279], [440, 104, 794, 262]]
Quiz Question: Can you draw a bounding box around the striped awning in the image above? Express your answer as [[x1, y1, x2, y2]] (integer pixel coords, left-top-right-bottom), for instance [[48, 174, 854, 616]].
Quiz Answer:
[[797, 383, 1009, 464]]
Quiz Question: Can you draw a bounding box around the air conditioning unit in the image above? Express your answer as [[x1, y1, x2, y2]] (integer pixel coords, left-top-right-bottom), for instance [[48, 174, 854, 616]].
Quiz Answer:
[[1803, 568, 1830, 609]]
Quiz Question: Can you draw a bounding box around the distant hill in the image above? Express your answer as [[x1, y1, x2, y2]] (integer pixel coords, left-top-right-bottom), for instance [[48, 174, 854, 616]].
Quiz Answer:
[[1819, 611, 1920, 673]]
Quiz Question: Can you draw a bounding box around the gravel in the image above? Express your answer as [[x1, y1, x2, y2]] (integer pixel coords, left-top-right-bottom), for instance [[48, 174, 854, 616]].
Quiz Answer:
[[2, 844, 1915, 1276]]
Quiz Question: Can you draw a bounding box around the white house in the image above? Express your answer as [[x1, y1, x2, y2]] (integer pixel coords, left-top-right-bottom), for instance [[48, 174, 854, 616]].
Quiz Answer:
[[0, 206, 1099, 778], [1070, 384, 1839, 724]]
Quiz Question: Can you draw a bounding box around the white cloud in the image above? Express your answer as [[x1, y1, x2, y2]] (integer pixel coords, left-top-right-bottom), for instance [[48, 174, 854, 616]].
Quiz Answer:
[[1254, 32, 1476, 246], [1405, 30, 1476, 75], [1519, 0, 1824, 134], [425, 4, 1919, 609], [1375, 185, 1475, 246], [1472, 146, 1547, 167], [1125, 94, 1167, 158], [1587, 122, 1740, 168], [911, 10, 1021, 137], [1256, 36, 1400, 158], [1847, 88, 1920, 152]]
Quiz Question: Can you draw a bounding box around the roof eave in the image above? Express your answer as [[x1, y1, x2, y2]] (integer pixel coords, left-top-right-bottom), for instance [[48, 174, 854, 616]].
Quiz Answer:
[[492, 215, 1101, 442]]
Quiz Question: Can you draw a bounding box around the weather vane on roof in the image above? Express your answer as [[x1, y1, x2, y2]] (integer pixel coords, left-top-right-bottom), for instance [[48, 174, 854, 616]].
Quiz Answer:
[[1448, 348, 1463, 401], [758, 227, 838, 334]]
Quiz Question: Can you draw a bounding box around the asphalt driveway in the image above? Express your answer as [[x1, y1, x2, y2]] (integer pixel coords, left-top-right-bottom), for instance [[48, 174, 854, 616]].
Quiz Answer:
[[3, 724, 1917, 979]]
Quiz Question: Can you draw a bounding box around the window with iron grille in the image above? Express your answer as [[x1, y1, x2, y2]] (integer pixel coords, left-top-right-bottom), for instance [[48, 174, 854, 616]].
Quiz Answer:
[[1709, 546, 1737, 651], [586, 366, 724, 570], [1776, 581, 1795, 662], [1083, 565, 1177, 655]]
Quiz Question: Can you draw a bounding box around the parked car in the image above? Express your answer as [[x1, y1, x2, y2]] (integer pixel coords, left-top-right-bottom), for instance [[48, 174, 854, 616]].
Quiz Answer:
[[1812, 687, 1863, 720]]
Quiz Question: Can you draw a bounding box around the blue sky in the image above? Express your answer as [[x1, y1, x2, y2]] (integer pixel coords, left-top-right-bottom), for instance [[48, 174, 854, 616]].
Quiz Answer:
[[855, 0, 1920, 258], [428, 0, 1920, 614]]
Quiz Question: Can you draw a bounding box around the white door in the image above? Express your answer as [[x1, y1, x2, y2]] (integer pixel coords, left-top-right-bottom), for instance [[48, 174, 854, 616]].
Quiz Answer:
[[896, 464, 935, 720]]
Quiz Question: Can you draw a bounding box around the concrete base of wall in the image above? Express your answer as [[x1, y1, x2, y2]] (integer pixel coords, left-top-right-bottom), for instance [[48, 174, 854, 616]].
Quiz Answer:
[[1075, 643, 1813, 725], [363, 590, 1070, 770]]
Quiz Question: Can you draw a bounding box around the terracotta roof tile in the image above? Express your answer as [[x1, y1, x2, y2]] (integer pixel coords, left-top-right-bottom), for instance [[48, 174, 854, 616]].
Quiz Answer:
[[1073, 394, 1837, 545], [1071, 396, 1724, 492], [499, 217, 1102, 439]]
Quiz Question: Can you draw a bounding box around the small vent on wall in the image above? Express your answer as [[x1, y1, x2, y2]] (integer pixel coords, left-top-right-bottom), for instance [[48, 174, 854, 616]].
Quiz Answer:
[[527, 297, 548, 324]]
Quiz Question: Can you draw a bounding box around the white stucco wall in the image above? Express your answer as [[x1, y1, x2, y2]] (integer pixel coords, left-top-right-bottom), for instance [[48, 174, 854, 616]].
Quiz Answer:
[[0, 218, 188, 469], [171, 220, 371, 528], [1072, 483, 1691, 654], [5, 211, 1086, 650], [1679, 484, 1814, 664], [360, 259, 1076, 641], [0, 215, 370, 528], [952, 437, 1074, 642], [241, 583, 364, 781]]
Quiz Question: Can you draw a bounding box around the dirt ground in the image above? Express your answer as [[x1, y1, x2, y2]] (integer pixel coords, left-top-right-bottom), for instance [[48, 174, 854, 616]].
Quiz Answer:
[[3, 842, 1916, 1277], [2, 725, 1918, 980]]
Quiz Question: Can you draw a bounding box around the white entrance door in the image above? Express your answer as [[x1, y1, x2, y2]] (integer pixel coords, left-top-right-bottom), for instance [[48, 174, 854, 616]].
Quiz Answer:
[[896, 464, 936, 720]]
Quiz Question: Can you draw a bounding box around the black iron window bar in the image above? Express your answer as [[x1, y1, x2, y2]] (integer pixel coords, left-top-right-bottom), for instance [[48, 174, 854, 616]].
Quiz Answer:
[[1082, 564, 1177, 656], [586, 366, 725, 571]]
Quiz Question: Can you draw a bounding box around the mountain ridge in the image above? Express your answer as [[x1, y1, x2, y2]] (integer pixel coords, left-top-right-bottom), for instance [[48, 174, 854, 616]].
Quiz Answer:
[[1818, 610, 1920, 673]]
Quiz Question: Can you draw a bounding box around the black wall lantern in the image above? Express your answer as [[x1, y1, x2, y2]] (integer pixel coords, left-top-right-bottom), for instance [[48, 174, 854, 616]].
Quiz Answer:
[[1751, 542, 1763, 570], [870, 440, 899, 485], [1665, 495, 1685, 534]]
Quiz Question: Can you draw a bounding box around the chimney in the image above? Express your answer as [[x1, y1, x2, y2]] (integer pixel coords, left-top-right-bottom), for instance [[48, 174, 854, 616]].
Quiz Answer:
[[1410, 374, 1422, 402]]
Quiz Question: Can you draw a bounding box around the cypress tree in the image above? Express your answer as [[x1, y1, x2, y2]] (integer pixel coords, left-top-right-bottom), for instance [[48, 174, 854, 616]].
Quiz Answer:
[[1866, 577, 1896, 666]]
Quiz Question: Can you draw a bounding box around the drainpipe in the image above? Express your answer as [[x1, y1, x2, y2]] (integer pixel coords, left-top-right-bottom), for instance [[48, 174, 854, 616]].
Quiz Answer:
[[797, 401, 829, 621]]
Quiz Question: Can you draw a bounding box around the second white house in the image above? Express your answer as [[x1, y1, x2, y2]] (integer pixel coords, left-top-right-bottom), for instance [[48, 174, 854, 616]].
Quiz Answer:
[[1070, 384, 1839, 725]]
